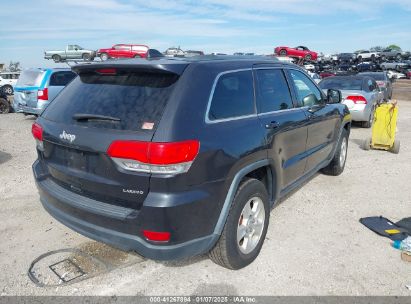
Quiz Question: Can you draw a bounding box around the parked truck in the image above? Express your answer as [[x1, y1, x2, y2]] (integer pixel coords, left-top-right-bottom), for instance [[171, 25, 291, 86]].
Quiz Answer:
[[44, 45, 96, 63]]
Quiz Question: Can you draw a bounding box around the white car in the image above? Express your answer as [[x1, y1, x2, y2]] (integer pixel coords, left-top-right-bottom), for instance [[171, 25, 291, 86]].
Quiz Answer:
[[387, 70, 406, 79], [304, 63, 315, 71], [357, 51, 379, 61], [275, 56, 294, 63], [0, 72, 20, 95]]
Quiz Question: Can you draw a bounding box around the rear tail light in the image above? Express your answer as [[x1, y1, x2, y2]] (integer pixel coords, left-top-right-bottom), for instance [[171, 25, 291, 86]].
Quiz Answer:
[[107, 140, 200, 174], [37, 88, 48, 101], [143, 230, 170, 242], [346, 95, 367, 104], [32, 122, 44, 150], [376, 81, 386, 87]]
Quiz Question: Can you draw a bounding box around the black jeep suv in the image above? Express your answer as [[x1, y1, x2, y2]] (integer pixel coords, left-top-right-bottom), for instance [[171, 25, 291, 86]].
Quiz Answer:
[[32, 56, 351, 269]]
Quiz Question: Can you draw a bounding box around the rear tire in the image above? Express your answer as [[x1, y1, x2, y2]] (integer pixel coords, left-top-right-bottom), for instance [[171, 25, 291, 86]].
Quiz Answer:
[[362, 107, 375, 128], [82, 53, 91, 61], [396, 54, 402, 61], [100, 53, 109, 61], [305, 54, 312, 61], [52, 54, 61, 63], [0, 97, 10, 114], [322, 129, 348, 176], [390, 140, 400, 154], [2, 85, 13, 95], [209, 178, 269, 270], [279, 49, 287, 56]]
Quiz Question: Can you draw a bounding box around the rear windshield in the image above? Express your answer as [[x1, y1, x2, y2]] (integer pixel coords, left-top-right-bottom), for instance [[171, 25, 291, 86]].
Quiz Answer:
[[16, 70, 45, 87], [42, 70, 179, 131], [359, 73, 385, 81], [319, 78, 363, 91]]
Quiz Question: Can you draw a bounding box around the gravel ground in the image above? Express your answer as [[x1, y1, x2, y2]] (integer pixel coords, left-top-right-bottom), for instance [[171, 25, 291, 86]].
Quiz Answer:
[[0, 81, 410, 296]]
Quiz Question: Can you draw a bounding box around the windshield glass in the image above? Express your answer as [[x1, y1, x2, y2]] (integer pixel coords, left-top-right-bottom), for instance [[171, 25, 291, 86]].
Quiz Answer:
[[42, 70, 179, 131], [319, 78, 363, 90], [16, 70, 44, 87]]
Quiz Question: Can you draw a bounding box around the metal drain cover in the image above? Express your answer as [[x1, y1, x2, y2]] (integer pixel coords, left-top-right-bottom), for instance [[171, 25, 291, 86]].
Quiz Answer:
[[28, 243, 144, 287]]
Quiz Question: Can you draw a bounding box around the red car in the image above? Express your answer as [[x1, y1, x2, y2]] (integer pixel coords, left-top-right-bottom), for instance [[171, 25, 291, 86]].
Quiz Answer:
[[97, 44, 149, 61], [274, 46, 318, 61]]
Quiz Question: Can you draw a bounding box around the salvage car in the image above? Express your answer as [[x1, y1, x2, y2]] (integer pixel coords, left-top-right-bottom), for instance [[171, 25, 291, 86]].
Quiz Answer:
[[32, 56, 351, 269], [319, 76, 382, 127], [44, 45, 96, 62], [358, 72, 392, 100], [0, 87, 11, 114], [0, 71, 20, 95], [97, 44, 149, 61], [379, 48, 405, 61], [274, 46, 318, 61], [356, 50, 379, 62], [13, 68, 76, 115], [380, 61, 409, 71], [337, 53, 357, 63]]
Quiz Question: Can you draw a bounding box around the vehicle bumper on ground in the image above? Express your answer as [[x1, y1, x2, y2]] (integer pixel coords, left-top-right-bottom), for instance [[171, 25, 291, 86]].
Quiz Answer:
[[33, 160, 221, 260], [342, 102, 370, 122]]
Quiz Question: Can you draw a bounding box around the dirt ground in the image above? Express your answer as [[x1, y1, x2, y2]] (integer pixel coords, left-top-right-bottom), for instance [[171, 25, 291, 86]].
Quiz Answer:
[[0, 80, 410, 296]]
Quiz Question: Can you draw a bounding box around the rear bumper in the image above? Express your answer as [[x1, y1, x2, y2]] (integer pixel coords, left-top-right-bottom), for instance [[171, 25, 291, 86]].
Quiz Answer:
[[40, 194, 218, 260], [33, 160, 221, 260]]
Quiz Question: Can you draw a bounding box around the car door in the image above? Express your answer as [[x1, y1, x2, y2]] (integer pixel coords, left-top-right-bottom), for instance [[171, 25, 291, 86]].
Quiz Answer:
[[295, 47, 304, 57], [286, 69, 341, 174], [66, 45, 77, 59], [254, 67, 308, 189]]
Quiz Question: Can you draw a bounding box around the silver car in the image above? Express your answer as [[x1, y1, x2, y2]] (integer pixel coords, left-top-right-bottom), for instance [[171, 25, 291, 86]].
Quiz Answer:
[[319, 76, 383, 128], [358, 72, 393, 100], [13, 68, 76, 115]]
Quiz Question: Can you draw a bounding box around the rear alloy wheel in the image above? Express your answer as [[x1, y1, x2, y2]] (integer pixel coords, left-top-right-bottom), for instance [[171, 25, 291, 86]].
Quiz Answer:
[[52, 54, 61, 63], [100, 53, 109, 61], [396, 54, 402, 61], [305, 54, 312, 61], [0, 98, 10, 114], [2, 85, 13, 95], [209, 178, 269, 269], [322, 129, 348, 176], [279, 49, 287, 56]]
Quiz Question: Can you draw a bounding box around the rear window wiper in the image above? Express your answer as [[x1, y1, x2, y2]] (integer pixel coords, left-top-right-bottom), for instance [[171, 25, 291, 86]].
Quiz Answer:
[[73, 113, 121, 122]]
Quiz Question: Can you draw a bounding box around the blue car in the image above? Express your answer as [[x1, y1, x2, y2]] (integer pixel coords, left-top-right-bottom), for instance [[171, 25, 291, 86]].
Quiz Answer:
[[13, 68, 76, 115]]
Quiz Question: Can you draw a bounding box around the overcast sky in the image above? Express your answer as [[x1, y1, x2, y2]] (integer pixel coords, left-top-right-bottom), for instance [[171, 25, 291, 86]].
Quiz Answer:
[[1, 0, 410, 69]]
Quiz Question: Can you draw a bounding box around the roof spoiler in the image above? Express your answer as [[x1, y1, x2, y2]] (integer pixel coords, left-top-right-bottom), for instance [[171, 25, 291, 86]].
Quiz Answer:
[[72, 62, 188, 76]]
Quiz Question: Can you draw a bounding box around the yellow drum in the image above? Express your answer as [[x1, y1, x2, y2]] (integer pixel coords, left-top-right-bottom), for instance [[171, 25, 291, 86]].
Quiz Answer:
[[362, 103, 400, 153]]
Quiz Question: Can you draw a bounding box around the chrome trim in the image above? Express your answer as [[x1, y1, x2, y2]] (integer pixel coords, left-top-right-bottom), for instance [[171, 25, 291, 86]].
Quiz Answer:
[[205, 68, 254, 124], [257, 107, 303, 116]]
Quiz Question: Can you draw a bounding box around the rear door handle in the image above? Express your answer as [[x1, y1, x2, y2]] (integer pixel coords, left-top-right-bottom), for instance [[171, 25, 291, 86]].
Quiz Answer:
[[265, 121, 280, 129]]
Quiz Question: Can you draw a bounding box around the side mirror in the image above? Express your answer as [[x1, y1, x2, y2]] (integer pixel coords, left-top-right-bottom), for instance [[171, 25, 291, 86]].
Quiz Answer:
[[302, 93, 319, 107], [74, 48, 78, 51], [327, 89, 342, 104]]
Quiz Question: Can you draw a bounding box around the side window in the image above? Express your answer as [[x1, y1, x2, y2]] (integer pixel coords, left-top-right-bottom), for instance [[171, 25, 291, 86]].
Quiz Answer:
[[208, 70, 254, 121], [288, 70, 323, 107], [49, 71, 76, 86], [367, 79, 376, 91], [68, 45, 74, 51], [255, 69, 293, 113]]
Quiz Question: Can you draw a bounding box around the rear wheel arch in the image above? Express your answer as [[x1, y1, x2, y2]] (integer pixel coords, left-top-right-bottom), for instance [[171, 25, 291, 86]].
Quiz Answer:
[[212, 160, 278, 236]]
